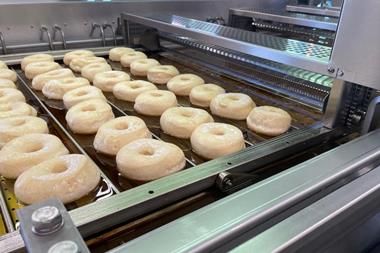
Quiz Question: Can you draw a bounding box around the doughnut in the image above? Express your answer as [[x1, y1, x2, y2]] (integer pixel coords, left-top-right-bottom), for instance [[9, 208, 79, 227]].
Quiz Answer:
[[0, 133, 69, 179], [120, 51, 147, 67], [0, 79, 17, 89], [130, 58, 160, 76], [32, 68, 74, 91], [66, 99, 115, 134], [0, 60, 8, 69], [93, 71, 130, 92], [94, 116, 151, 155], [113, 80, 157, 102], [63, 86, 106, 109], [0, 102, 37, 118], [14, 154, 100, 204], [189, 83, 225, 107], [0, 116, 49, 148], [247, 106, 292, 136], [109, 47, 135, 62], [167, 74, 205, 96], [116, 139, 185, 181], [21, 54, 54, 71], [69, 56, 107, 72], [147, 65, 180, 85], [81, 62, 112, 82], [210, 93, 255, 120], [0, 69, 17, 82], [0, 88, 25, 104], [190, 123, 245, 160], [63, 50, 95, 65], [42, 77, 90, 100], [160, 107, 214, 139], [134, 90, 177, 116], [24, 61, 61, 79]]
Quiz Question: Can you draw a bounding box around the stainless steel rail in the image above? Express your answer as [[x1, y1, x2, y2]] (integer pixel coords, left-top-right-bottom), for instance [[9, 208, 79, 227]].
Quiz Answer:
[[52, 24, 67, 49], [0, 32, 7, 55], [90, 23, 106, 47], [40, 25, 54, 51], [286, 5, 341, 18]]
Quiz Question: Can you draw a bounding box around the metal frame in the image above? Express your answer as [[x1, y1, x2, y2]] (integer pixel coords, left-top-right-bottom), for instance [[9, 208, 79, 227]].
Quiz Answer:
[[286, 5, 341, 17]]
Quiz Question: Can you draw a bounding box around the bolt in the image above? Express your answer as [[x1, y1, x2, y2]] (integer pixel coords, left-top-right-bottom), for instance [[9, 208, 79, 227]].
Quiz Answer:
[[31, 206, 64, 236], [327, 67, 335, 73], [337, 70, 344, 77], [48, 240, 79, 253]]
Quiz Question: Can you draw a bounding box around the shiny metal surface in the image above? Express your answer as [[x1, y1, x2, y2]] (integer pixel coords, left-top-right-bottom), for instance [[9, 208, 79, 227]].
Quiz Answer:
[[286, 5, 341, 17], [111, 129, 380, 253], [53, 25, 67, 49], [40, 25, 54, 50], [89, 23, 106, 47], [0, 32, 7, 54]]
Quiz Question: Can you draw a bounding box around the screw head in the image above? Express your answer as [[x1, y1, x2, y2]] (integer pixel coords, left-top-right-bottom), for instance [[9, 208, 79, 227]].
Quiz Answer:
[[337, 70, 344, 77], [328, 67, 335, 73], [31, 206, 64, 236], [48, 240, 79, 253]]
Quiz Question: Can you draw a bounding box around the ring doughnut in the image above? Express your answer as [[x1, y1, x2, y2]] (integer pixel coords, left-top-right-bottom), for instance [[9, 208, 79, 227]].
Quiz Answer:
[[167, 74, 204, 96], [69, 56, 107, 72], [247, 106, 292, 136], [81, 62, 112, 82], [109, 47, 135, 62], [0, 133, 69, 179], [63, 86, 106, 109], [130, 58, 160, 76], [120, 51, 147, 67], [0, 88, 25, 104], [0, 69, 17, 82], [0, 102, 37, 118], [147, 65, 180, 85], [116, 139, 186, 181], [134, 90, 177, 116], [66, 99, 115, 134], [190, 122, 245, 160], [94, 116, 151, 155], [0, 79, 17, 89], [63, 50, 95, 65], [210, 93, 255, 120], [0, 60, 8, 69], [113, 80, 157, 102], [189, 83, 225, 107], [93, 71, 130, 92], [32, 68, 74, 90], [42, 77, 90, 100], [25, 61, 61, 79], [14, 154, 100, 204], [160, 107, 214, 139], [0, 116, 49, 148], [21, 54, 54, 71]]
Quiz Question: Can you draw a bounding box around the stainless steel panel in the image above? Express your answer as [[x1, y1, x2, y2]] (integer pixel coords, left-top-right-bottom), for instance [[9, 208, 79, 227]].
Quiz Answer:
[[286, 5, 341, 17]]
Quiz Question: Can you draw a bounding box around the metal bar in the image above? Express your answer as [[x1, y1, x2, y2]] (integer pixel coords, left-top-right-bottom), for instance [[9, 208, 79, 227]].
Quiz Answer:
[[90, 23, 106, 47], [103, 24, 117, 46], [40, 25, 54, 51], [52, 24, 67, 49], [286, 5, 341, 18], [0, 189, 14, 233], [0, 32, 7, 55], [110, 129, 380, 253]]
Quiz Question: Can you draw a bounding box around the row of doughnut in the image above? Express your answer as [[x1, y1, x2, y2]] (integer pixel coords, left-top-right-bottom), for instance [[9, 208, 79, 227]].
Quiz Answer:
[[0, 59, 100, 205]]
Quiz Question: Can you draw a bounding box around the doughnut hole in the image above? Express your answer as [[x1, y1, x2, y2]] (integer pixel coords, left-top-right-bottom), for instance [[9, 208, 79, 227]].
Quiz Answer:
[[180, 77, 190, 81], [81, 104, 96, 112], [114, 121, 129, 130], [229, 95, 240, 101], [211, 128, 225, 136], [0, 104, 11, 112], [22, 142, 44, 153], [180, 110, 193, 118], [139, 146, 155, 156], [10, 118, 26, 126], [76, 90, 88, 97], [150, 92, 162, 97], [130, 83, 142, 89], [51, 161, 68, 173], [0, 90, 4, 97]]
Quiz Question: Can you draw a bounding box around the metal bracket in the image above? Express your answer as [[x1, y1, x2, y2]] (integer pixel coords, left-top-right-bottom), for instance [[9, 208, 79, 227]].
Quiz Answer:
[[0, 32, 7, 55], [40, 25, 54, 50], [90, 23, 106, 47], [53, 24, 67, 49], [361, 96, 380, 134], [17, 198, 90, 253], [103, 24, 117, 46], [216, 172, 261, 194]]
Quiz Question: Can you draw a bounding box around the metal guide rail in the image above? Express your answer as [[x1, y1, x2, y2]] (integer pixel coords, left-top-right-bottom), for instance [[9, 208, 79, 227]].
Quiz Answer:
[[285, 5, 341, 18]]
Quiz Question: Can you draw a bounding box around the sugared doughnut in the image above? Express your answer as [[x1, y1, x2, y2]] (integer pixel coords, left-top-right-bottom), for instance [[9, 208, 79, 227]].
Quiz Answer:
[[160, 107, 214, 139], [113, 80, 157, 102], [147, 65, 179, 85], [134, 90, 177, 116], [247, 106, 292, 136], [190, 123, 245, 160], [130, 58, 160, 76], [0, 60, 8, 69], [66, 99, 114, 134], [25, 61, 61, 79], [63, 86, 106, 109], [0, 133, 69, 179], [81, 62, 112, 82], [63, 50, 95, 65], [109, 47, 135, 62], [0, 69, 17, 82], [210, 93, 255, 120], [120, 51, 147, 67], [32, 68, 74, 90], [93, 71, 130, 92], [167, 74, 204, 96], [21, 54, 54, 71], [116, 139, 185, 181], [0, 102, 37, 118], [42, 77, 90, 100], [0, 88, 25, 104], [94, 116, 151, 155], [14, 154, 100, 204], [0, 79, 17, 89], [69, 56, 107, 72], [189, 83, 225, 107], [0, 116, 49, 148]]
